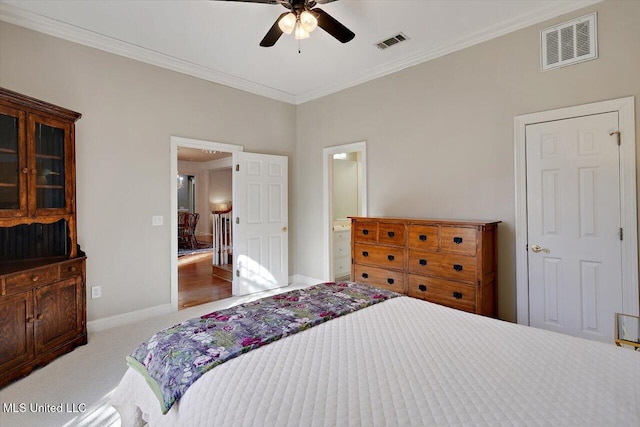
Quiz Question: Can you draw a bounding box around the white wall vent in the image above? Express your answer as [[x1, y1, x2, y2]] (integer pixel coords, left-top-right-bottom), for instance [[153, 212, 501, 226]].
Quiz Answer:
[[541, 13, 597, 71], [376, 33, 409, 50]]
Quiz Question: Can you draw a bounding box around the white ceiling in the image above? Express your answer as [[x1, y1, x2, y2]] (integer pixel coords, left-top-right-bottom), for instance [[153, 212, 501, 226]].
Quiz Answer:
[[178, 146, 231, 162], [0, 0, 598, 104]]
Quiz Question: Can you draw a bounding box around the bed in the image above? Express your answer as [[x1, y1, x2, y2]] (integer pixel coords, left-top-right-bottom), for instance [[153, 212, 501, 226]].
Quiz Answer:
[[111, 283, 640, 426]]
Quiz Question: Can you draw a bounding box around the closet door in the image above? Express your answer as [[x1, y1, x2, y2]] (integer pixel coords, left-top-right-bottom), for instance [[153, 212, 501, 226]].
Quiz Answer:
[[232, 152, 288, 296]]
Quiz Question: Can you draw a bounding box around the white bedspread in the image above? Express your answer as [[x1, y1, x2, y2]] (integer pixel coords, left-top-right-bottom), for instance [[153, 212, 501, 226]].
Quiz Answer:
[[111, 297, 640, 426]]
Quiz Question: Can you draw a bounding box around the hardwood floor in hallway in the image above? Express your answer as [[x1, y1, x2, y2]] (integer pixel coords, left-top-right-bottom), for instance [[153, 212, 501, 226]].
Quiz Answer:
[[178, 251, 232, 310]]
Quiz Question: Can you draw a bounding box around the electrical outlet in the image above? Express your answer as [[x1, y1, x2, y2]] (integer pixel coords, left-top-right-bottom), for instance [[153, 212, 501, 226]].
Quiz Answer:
[[91, 286, 102, 299], [152, 215, 163, 226]]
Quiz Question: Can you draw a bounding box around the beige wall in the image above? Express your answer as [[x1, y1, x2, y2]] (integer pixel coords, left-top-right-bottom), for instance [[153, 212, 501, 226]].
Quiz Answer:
[[333, 158, 359, 220], [209, 169, 233, 209], [295, 0, 640, 321], [0, 22, 297, 321]]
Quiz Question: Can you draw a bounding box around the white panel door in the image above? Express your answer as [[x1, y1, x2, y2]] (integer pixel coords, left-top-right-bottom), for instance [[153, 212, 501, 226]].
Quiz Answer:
[[526, 112, 622, 343], [232, 152, 288, 296]]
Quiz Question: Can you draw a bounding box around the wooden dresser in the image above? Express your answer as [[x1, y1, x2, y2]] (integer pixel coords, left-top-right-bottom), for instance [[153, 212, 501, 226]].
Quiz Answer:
[[0, 88, 86, 388], [350, 217, 499, 317]]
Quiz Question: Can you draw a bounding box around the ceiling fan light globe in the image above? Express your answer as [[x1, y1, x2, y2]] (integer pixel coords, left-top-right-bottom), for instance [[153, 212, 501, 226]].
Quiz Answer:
[[294, 25, 310, 40], [278, 13, 296, 34], [300, 10, 318, 33]]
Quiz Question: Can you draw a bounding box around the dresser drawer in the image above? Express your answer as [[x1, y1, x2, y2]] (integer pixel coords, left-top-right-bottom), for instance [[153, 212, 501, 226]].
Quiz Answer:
[[5, 266, 59, 295], [408, 275, 476, 312], [59, 259, 84, 280], [408, 250, 476, 283], [441, 227, 477, 255], [354, 264, 404, 293], [354, 244, 404, 270], [408, 225, 439, 251], [353, 221, 378, 243], [378, 222, 406, 246]]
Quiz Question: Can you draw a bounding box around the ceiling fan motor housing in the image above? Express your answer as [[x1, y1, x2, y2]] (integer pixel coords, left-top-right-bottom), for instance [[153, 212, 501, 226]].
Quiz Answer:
[[221, 0, 354, 47]]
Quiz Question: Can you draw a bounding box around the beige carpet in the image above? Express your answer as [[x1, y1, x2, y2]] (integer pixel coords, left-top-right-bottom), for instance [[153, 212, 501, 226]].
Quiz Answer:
[[0, 282, 312, 427]]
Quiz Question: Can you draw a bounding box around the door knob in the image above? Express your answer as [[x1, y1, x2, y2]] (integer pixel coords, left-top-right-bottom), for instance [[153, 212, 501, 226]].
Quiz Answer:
[[282, 226, 287, 232], [530, 244, 550, 254]]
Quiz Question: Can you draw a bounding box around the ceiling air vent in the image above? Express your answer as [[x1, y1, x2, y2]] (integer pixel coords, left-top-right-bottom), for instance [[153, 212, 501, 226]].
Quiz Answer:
[[376, 33, 409, 50], [541, 13, 597, 71]]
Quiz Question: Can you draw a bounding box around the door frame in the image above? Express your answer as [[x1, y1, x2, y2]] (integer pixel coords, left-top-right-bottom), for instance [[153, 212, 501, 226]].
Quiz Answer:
[[322, 141, 367, 281], [170, 136, 243, 311], [514, 96, 637, 325]]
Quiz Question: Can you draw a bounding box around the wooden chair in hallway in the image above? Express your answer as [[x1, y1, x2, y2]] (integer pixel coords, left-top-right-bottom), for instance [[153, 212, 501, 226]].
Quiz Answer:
[[178, 212, 200, 249]]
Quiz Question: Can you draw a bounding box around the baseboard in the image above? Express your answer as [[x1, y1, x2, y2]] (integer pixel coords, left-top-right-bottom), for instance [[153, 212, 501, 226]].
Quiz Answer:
[[289, 274, 324, 286], [87, 303, 174, 334]]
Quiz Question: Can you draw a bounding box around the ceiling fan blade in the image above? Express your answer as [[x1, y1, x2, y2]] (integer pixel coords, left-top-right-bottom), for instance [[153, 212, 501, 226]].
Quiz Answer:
[[312, 8, 355, 43], [260, 12, 289, 47]]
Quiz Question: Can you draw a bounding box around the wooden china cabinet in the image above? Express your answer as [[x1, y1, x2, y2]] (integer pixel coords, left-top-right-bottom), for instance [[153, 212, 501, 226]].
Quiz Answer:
[[0, 88, 87, 388]]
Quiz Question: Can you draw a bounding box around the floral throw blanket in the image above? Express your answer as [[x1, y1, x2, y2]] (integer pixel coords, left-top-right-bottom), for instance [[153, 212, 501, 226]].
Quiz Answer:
[[126, 282, 400, 414]]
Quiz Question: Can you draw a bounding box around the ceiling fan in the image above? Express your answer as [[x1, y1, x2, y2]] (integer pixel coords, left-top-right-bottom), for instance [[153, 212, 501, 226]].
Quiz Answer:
[[217, 0, 355, 47]]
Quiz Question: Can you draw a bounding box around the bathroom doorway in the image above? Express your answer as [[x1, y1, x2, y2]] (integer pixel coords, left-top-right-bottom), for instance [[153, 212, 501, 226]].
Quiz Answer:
[[322, 141, 367, 282]]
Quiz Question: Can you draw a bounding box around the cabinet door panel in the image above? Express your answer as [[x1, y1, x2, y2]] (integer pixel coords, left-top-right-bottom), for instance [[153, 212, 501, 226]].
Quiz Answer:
[[0, 292, 34, 372], [28, 114, 73, 216], [0, 105, 27, 217], [34, 276, 83, 354]]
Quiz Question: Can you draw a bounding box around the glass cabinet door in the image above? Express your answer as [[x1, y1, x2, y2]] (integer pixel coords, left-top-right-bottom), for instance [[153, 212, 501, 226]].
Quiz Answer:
[[0, 106, 26, 216], [29, 115, 72, 215]]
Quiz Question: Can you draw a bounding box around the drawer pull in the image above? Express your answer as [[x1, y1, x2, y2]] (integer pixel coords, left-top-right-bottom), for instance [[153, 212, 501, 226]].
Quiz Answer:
[[388, 231, 395, 237], [387, 278, 395, 285], [453, 237, 463, 244], [362, 251, 369, 257], [26, 317, 35, 323], [419, 259, 427, 266], [453, 292, 463, 300], [418, 284, 427, 292], [362, 229, 369, 235], [419, 235, 427, 241], [387, 255, 395, 261], [362, 273, 369, 279], [453, 264, 463, 272], [69, 266, 77, 272], [31, 275, 39, 282], [36, 314, 44, 320]]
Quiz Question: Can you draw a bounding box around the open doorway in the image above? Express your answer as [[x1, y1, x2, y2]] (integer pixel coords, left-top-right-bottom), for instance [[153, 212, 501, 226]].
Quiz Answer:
[[170, 137, 243, 311], [323, 141, 367, 282], [177, 174, 196, 214]]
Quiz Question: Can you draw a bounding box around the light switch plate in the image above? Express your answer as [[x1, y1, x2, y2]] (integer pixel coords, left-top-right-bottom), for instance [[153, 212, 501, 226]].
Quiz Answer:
[[91, 286, 102, 299], [152, 215, 163, 226]]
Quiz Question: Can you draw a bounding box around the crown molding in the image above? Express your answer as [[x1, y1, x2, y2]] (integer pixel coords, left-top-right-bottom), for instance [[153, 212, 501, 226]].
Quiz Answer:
[[294, 0, 602, 104], [1, 1, 601, 106], [0, 2, 297, 104]]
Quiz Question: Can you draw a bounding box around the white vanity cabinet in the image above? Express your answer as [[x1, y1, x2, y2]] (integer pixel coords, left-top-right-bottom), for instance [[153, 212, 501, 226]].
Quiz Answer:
[[333, 228, 351, 279]]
